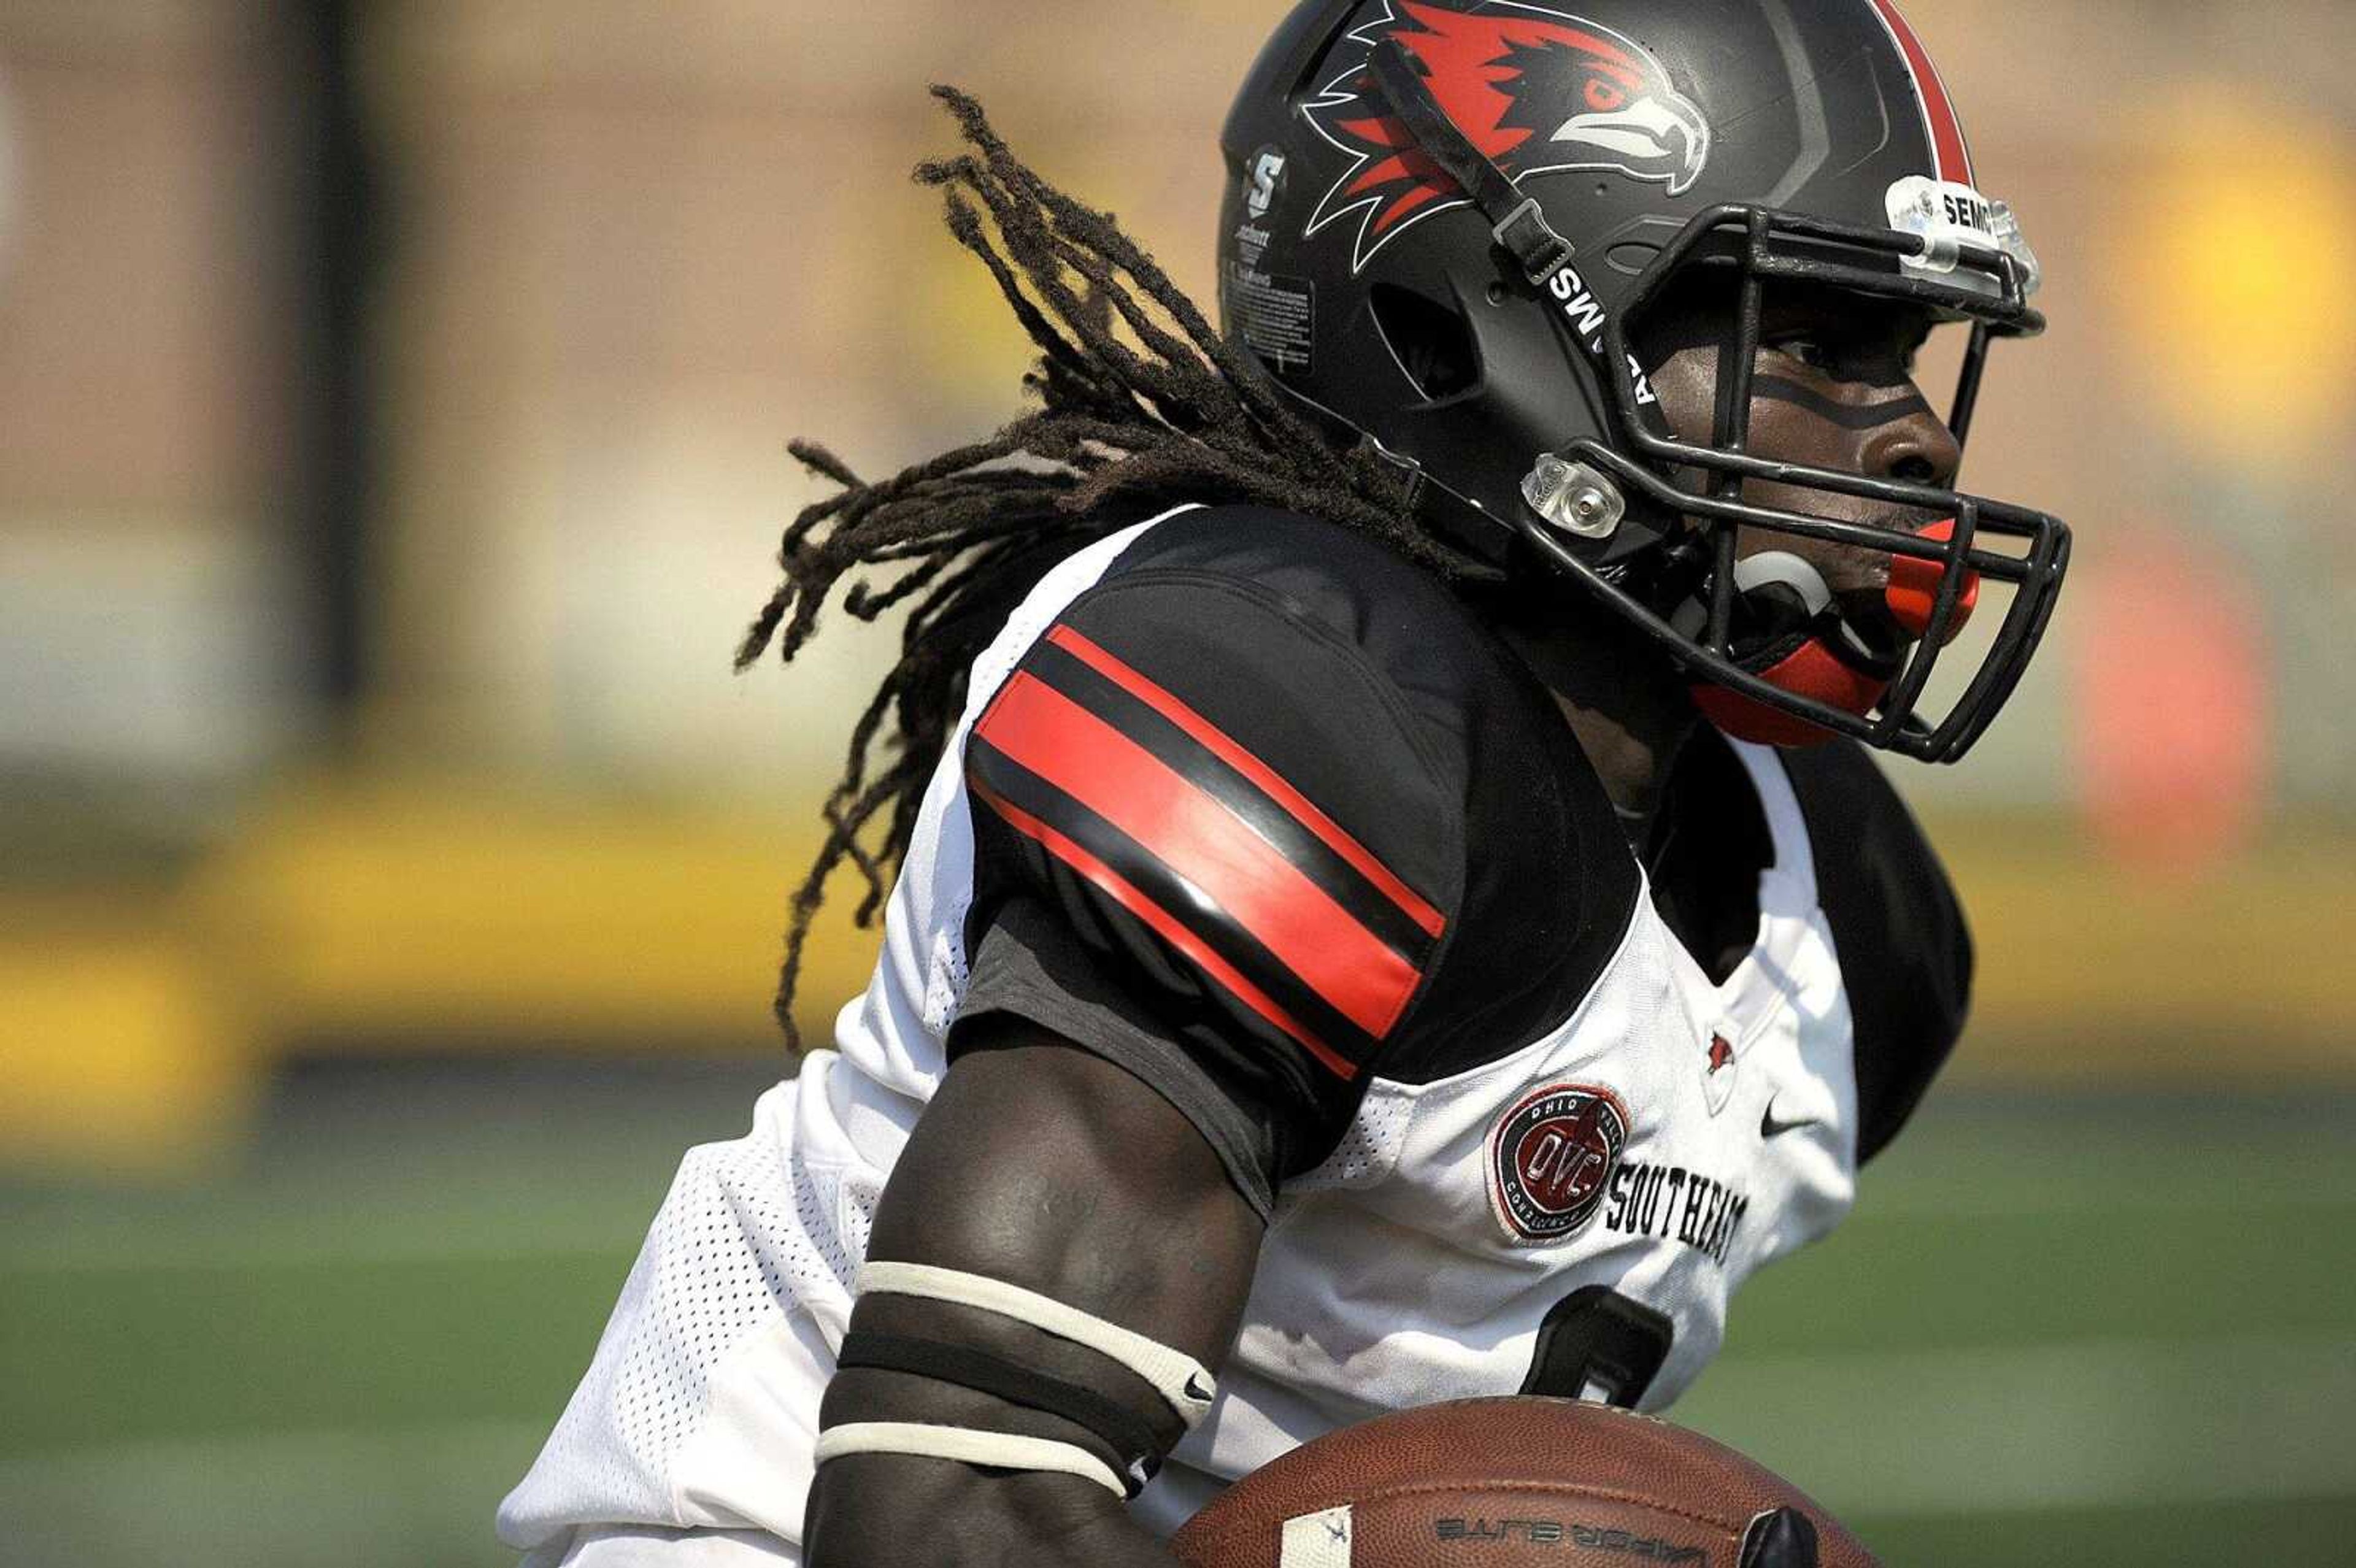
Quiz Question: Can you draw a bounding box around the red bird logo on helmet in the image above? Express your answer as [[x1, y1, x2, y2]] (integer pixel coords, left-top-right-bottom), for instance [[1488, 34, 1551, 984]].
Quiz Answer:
[[1306, 0, 1711, 272]]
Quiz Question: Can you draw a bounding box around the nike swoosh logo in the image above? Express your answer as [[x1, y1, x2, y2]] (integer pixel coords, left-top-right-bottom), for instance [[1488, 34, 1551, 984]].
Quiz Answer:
[[1184, 1374, 1215, 1403], [1760, 1104, 1817, 1140]]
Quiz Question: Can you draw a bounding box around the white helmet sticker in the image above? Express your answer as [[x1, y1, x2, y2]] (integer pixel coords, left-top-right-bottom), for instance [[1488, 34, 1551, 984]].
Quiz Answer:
[[1886, 175, 2041, 297]]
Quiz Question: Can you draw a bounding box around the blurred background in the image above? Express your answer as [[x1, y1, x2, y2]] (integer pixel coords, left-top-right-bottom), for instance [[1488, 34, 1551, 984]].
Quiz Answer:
[[2, 2, 2351, 1564]]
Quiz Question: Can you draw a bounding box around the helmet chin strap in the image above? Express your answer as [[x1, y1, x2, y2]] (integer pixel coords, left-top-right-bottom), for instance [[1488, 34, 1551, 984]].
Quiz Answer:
[[1367, 39, 1575, 285], [1674, 552, 1893, 747]]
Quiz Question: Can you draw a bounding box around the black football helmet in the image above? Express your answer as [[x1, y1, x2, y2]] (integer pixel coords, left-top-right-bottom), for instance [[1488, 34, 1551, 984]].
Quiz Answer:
[[1217, 0, 2069, 761]]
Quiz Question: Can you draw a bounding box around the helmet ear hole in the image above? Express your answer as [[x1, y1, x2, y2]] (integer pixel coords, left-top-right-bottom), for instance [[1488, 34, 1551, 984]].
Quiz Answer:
[[1368, 282, 1484, 401]]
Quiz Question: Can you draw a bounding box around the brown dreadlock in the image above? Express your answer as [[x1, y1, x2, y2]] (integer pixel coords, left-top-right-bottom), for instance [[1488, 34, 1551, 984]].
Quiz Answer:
[[737, 86, 1472, 1048]]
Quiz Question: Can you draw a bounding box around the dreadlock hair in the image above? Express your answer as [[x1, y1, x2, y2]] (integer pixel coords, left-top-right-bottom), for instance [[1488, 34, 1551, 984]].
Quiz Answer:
[[737, 85, 1474, 1049]]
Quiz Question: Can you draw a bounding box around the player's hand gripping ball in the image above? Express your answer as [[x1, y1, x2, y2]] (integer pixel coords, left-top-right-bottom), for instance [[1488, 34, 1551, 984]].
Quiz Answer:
[[1170, 1397, 1875, 1568]]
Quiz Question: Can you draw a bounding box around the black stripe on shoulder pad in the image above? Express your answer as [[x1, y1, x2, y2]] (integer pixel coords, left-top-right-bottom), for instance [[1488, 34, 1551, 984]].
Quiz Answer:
[[1017, 632, 1442, 964], [955, 560, 1485, 1178], [965, 574, 1461, 1085], [966, 739, 1388, 1077], [1094, 505, 1639, 1090]]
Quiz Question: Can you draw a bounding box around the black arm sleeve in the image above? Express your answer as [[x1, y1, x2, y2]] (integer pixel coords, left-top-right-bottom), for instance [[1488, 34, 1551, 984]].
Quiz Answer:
[[952, 557, 1465, 1215], [1781, 740, 1974, 1164]]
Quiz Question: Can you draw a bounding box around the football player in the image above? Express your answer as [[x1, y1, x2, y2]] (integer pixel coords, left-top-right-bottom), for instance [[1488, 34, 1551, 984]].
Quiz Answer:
[[499, 2, 2068, 1564]]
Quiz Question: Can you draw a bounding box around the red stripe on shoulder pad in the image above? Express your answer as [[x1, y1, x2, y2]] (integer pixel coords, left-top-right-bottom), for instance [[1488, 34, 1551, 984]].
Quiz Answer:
[[969, 778, 1359, 1081], [973, 669, 1424, 1045], [1044, 624, 1446, 939]]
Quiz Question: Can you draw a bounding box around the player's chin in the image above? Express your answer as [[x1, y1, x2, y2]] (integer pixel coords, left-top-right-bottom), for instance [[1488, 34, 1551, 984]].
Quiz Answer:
[[1690, 621, 1900, 749]]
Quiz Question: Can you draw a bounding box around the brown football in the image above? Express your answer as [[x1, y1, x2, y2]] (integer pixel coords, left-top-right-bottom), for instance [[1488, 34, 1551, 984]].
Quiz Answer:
[[1169, 1397, 1877, 1568]]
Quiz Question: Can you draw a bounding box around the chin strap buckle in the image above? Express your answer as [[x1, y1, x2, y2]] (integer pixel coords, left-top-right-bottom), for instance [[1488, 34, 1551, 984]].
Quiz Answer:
[[1491, 197, 1576, 285]]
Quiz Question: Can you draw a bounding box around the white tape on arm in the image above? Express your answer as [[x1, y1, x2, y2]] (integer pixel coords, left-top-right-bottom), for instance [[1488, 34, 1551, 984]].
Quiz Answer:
[[814, 1421, 1127, 1498], [857, 1261, 1217, 1427]]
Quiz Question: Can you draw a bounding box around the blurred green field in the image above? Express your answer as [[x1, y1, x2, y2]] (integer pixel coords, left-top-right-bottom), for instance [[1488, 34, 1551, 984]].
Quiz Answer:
[[2, 1066, 2350, 1567]]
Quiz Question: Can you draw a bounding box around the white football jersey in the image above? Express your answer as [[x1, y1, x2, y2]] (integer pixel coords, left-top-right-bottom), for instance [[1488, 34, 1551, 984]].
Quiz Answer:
[[500, 502, 1968, 1554]]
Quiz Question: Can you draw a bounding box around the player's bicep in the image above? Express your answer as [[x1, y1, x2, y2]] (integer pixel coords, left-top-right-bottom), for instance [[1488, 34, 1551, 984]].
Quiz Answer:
[[804, 1022, 1261, 1567], [861, 1018, 1263, 1367]]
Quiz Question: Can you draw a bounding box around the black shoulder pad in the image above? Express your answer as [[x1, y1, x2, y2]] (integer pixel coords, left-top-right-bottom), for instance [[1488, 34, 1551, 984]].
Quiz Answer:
[[1780, 740, 1973, 1163], [1099, 506, 1641, 1088], [958, 542, 1465, 1192]]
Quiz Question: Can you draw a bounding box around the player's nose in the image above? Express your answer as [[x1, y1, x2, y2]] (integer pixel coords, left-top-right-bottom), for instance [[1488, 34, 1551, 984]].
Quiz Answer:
[[1860, 386, 1963, 491]]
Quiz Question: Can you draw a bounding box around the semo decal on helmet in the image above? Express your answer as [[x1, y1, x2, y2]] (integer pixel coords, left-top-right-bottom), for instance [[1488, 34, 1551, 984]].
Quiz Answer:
[[1305, 0, 1710, 273]]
